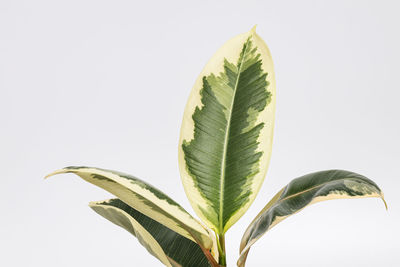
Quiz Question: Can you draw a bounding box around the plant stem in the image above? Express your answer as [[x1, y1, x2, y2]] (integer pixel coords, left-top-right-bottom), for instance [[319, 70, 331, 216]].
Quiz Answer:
[[216, 233, 226, 266]]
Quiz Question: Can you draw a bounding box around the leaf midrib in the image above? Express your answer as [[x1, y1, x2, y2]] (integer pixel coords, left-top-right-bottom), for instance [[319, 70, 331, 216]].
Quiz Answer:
[[85, 170, 210, 245], [265, 176, 379, 218], [218, 41, 249, 233]]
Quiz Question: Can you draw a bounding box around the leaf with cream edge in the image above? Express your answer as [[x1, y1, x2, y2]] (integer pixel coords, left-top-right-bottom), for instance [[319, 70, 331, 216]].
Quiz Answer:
[[45, 166, 215, 253], [237, 170, 387, 267], [90, 199, 215, 267], [178, 26, 276, 235]]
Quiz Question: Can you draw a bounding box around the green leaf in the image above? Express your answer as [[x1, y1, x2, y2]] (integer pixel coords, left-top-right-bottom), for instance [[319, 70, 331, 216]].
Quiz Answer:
[[178, 27, 276, 234], [90, 199, 212, 267], [237, 170, 387, 267], [45, 166, 214, 251]]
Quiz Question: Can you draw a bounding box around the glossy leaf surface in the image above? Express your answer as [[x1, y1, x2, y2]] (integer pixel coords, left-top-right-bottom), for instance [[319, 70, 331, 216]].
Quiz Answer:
[[46, 166, 213, 250], [179, 27, 276, 234], [238, 170, 386, 267], [90, 199, 212, 267]]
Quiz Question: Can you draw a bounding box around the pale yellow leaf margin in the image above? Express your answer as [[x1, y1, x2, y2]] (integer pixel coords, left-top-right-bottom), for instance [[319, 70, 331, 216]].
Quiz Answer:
[[237, 188, 387, 267], [89, 200, 174, 267], [45, 167, 215, 251], [178, 26, 276, 233]]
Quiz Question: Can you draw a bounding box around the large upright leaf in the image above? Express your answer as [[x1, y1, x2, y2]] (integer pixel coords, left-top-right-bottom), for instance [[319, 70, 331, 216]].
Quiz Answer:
[[90, 199, 213, 267], [237, 170, 387, 267], [46, 166, 214, 250], [178, 27, 276, 234]]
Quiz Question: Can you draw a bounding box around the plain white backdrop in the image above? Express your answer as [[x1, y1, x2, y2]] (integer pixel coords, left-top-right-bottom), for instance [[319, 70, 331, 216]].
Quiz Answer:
[[1, 0, 399, 266]]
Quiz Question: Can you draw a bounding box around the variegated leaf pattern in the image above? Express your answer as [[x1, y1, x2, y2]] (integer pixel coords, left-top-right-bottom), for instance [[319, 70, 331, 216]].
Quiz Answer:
[[90, 199, 212, 267], [45, 166, 214, 250], [238, 170, 387, 267], [178, 27, 276, 234]]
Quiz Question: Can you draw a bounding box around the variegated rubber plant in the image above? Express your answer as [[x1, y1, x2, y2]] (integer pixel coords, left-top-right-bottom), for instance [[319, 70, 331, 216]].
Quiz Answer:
[[46, 27, 386, 267]]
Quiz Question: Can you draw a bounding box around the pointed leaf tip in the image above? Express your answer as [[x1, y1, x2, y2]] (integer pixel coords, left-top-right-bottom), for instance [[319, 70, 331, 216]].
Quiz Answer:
[[44, 169, 67, 179], [238, 170, 386, 267], [251, 25, 257, 33], [382, 195, 388, 210], [47, 166, 215, 250], [178, 28, 276, 234]]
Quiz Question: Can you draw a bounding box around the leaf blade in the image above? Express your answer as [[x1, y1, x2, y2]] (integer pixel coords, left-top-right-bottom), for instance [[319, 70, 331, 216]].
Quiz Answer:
[[90, 198, 212, 267], [90, 199, 173, 267], [178, 27, 276, 233], [46, 166, 214, 250], [237, 170, 386, 267]]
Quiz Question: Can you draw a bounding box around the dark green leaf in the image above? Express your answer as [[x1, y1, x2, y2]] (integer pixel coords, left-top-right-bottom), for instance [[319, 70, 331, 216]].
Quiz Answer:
[[238, 170, 386, 267], [91, 199, 212, 267]]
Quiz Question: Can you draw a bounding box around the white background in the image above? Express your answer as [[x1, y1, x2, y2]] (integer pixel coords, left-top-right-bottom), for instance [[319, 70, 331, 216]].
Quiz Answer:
[[1, 0, 399, 266]]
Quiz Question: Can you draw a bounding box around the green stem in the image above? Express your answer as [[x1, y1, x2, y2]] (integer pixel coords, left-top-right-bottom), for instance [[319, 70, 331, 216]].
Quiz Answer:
[[216, 233, 226, 266]]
